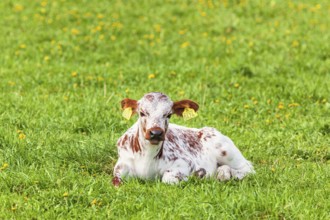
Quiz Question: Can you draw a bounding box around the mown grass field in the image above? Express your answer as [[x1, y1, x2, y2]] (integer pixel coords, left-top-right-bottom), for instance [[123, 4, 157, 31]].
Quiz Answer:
[[0, 0, 329, 219]]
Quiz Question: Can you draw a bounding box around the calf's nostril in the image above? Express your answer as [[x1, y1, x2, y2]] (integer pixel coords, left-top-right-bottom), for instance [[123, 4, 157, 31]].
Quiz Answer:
[[150, 130, 163, 138]]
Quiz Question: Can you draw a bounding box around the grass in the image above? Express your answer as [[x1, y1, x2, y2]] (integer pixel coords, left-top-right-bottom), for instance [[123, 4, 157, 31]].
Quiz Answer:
[[0, 0, 329, 219]]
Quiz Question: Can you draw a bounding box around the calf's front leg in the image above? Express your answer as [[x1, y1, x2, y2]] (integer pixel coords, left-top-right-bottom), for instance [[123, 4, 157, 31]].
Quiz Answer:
[[161, 160, 192, 184], [112, 160, 131, 187], [162, 170, 188, 184]]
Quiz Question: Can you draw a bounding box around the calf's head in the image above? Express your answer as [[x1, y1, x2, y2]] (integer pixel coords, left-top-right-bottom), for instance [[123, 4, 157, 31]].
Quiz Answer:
[[121, 92, 199, 145]]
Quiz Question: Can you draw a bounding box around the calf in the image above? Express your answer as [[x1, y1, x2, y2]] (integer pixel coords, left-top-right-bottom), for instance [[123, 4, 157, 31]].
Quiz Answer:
[[112, 92, 255, 186]]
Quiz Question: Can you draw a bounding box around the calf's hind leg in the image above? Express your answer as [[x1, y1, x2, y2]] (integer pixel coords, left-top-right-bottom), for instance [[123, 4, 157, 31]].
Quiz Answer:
[[215, 137, 255, 181]]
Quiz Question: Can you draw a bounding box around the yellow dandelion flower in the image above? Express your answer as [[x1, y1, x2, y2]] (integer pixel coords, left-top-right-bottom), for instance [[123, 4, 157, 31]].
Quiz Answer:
[[125, 88, 130, 93], [310, 4, 321, 12], [97, 14, 105, 19], [148, 74, 155, 79], [71, 71, 78, 77], [288, 103, 300, 107], [95, 26, 102, 32], [267, 99, 272, 105], [253, 100, 258, 105], [8, 81, 16, 86], [41, 1, 47, 7], [202, 32, 208, 37], [154, 24, 161, 32], [1, 163, 9, 170], [180, 42, 190, 48], [11, 205, 17, 211], [244, 104, 250, 109], [99, 35, 104, 40], [112, 22, 123, 29], [292, 40, 299, 47], [208, 0, 214, 8], [226, 39, 232, 45], [277, 102, 285, 109], [44, 56, 50, 61], [40, 8, 46, 14], [20, 44, 26, 49], [91, 199, 97, 205], [71, 28, 80, 35], [200, 11, 207, 17], [248, 41, 254, 47], [111, 35, 116, 41], [73, 83, 78, 88], [179, 30, 186, 35], [178, 90, 185, 96], [19, 133, 26, 140], [63, 96, 69, 101], [234, 83, 240, 88], [63, 192, 69, 197], [13, 4, 24, 12]]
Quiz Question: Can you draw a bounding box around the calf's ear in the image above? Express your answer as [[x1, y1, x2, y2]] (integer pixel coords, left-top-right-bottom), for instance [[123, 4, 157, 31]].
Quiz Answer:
[[121, 98, 138, 120], [172, 100, 199, 119]]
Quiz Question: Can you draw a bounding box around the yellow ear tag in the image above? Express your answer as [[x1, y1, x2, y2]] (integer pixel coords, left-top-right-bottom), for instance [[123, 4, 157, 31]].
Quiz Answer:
[[182, 108, 198, 121], [122, 107, 133, 120]]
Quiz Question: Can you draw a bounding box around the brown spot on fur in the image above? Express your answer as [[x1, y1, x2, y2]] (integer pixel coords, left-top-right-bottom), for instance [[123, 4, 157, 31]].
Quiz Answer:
[[175, 172, 184, 180], [158, 94, 168, 100], [181, 132, 202, 155], [194, 168, 206, 178], [130, 129, 141, 153], [168, 154, 179, 161], [197, 131, 203, 139], [145, 94, 155, 102], [221, 151, 227, 157], [203, 133, 216, 141], [120, 135, 128, 146], [166, 130, 176, 143], [155, 142, 164, 159], [166, 129, 202, 156]]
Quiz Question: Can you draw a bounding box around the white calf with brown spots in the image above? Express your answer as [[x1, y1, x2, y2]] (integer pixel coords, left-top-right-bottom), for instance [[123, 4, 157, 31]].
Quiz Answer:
[[112, 92, 255, 186]]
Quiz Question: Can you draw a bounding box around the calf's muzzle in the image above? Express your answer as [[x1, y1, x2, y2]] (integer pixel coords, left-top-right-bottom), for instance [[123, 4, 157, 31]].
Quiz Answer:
[[145, 127, 165, 145]]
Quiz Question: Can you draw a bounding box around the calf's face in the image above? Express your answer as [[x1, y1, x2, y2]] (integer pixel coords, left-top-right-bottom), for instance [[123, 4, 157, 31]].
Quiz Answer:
[[121, 92, 199, 145]]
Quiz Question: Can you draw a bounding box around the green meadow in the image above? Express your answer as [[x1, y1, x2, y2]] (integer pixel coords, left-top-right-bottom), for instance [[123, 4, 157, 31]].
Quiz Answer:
[[0, 0, 329, 219]]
